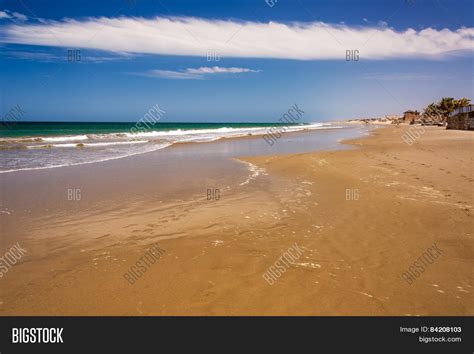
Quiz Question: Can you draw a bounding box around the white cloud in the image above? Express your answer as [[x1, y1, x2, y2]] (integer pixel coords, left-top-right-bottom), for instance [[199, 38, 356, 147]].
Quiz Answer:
[[138, 66, 260, 79], [0, 15, 473, 60], [186, 66, 259, 74], [0, 10, 27, 21], [11, 12, 27, 21]]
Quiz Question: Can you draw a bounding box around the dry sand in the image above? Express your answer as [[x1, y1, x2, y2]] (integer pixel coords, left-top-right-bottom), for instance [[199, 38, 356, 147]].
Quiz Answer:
[[0, 125, 472, 315]]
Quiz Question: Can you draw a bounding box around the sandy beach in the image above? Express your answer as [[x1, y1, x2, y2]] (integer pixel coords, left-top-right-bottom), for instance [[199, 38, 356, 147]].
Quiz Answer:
[[0, 125, 472, 316]]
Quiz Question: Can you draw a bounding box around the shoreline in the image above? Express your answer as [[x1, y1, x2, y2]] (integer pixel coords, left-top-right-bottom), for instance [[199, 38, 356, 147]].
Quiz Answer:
[[0, 122, 352, 174], [0, 125, 472, 315]]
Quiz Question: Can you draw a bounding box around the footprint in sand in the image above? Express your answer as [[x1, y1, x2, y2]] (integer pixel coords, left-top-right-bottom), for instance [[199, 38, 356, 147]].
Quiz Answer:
[[456, 286, 469, 293]]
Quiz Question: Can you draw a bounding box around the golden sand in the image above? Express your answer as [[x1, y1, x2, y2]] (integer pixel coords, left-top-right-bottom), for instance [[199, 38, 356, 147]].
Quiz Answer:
[[0, 125, 472, 315]]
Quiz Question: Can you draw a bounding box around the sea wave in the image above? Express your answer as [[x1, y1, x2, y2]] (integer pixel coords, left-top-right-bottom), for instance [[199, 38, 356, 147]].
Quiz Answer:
[[0, 123, 333, 146], [0, 143, 171, 173], [26, 140, 149, 149], [0, 123, 345, 173], [41, 135, 90, 142]]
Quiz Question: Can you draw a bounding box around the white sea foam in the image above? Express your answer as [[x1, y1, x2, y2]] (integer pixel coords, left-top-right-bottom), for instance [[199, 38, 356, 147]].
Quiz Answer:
[[3, 123, 337, 146], [0, 143, 171, 173], [41, 135, 89, 142], [0, 123, 348, 173], [238, 161, 267, 186], [26, 140, 148, 149]]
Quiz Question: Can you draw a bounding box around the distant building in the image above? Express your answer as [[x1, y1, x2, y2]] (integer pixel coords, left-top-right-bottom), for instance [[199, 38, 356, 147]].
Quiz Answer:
[[447, 105, 474, 130], [403, 110, 420, 124]]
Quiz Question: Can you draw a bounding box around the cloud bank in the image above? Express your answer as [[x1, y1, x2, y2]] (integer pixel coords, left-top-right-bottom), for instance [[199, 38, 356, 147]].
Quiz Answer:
[[0, 13, 473, 60]]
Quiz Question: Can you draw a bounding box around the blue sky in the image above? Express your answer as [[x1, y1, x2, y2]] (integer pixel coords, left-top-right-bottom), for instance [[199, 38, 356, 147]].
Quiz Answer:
[[0, 0, 473, 122]]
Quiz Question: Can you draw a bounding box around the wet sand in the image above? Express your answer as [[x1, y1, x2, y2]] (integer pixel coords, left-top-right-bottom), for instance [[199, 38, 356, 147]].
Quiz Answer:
[[0, 125, 472, 315]]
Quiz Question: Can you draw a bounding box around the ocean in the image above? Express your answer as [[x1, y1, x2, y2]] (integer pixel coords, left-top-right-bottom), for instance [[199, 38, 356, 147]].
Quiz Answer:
[[0, 121, 346, 173]]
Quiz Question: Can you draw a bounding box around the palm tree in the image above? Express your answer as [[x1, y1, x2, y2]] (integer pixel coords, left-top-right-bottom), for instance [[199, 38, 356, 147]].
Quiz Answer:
[[438, 97, 456, 114], [424, 103, 438, 115], [423, 102, 443, 124], [455, 97, 471, 108], [422, 97, 472, 124]]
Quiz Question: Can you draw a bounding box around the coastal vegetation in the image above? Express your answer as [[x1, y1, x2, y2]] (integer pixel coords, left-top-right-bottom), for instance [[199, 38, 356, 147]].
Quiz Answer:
[[423, 97, 471, 121]]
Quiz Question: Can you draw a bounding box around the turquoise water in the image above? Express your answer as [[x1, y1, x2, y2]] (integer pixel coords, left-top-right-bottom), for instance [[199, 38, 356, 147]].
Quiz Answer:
[[0, 122, 297, 138], [0, 121, 346, 173]]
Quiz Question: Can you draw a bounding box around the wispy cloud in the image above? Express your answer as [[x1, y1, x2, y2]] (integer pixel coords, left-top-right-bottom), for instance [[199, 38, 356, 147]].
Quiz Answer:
[[0, 13, 472, 60], [186, 66, 259, 74], [0, 10, 27, 21], [7, 50, 59, 62], [362, 73, 436, 81], [1, 48, 135, 63], [136, 66, 260, 79], [11, 12, 27, 21]]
